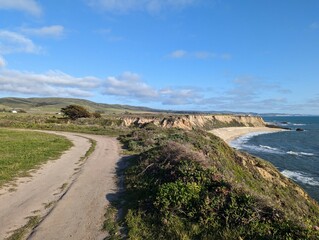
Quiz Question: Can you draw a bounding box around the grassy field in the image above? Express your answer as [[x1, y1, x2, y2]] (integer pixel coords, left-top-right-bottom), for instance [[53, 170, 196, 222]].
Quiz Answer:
[[0, 129, 73, 187]]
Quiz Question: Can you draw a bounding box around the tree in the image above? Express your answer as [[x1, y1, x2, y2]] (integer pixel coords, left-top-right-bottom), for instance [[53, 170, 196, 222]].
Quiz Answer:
[[61, 105, 91, 120]]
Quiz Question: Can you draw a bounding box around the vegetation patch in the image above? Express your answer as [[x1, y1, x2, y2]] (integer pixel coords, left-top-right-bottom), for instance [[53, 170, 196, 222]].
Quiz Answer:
[[113, 127, 319, 239], [103, 206, 122, 240], [6, 215, 40, 240], [0, 113, 128, 137], [0, 129, 72, 187], [78, 138, 97, 163]]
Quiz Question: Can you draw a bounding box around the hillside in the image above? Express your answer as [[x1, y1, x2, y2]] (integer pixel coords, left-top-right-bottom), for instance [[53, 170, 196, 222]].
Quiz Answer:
[[112, 127, 319, 239], [0, 97, 158, 114]]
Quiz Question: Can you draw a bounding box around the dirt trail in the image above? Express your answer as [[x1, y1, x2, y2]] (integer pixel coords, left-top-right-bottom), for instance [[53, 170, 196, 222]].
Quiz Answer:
[[0, 131, 120, 240]]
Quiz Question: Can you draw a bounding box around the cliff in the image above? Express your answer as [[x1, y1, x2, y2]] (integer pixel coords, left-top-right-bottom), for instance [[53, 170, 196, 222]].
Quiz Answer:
[[115, 128, 319, 239], [120, 114, 265, 130]]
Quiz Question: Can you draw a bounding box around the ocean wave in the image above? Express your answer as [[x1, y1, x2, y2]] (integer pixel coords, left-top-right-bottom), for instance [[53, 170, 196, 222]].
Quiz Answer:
[[230, 132, 285, 154], [300, 152, 315, 156], [281, 170, 319, 186], [293, 123, 306, 126], [231, 143, 283, 154], [287, 151, 314, 156], [230, 131, 279, 149], [244, 145, 283, 154], [259, 145, 279, 151], [287, 151, 299, 156]]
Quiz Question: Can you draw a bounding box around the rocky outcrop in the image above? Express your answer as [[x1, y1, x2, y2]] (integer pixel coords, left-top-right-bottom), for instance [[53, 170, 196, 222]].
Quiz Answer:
[[120, 114, 265, 130]]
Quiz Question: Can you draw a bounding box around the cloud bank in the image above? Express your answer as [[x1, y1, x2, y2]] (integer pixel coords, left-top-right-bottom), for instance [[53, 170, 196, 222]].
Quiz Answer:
[[0, 56, 6, 68], [87, 0, 197, 13], [102, 72, 202, 105], [310, 22, 319, 30], [21, 25, 65, 38], [0, 67, 303, 113], [0, 30, 41, 54], [0, 0, 42, 16], [169, 50, 232, 60], [0, 69, 100, 97], [102, 73, 293, 111]]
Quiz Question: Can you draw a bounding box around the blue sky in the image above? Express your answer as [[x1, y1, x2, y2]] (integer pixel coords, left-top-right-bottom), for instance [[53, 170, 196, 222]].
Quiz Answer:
[[0, 0, 318, 114]]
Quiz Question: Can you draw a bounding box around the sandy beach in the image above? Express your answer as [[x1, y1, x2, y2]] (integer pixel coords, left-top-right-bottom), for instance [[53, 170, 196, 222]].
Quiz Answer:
[[209, 127, 285, 144]]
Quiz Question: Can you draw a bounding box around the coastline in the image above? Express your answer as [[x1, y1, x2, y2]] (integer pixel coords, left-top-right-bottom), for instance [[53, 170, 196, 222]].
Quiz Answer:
[[209, 127, 286, 144]]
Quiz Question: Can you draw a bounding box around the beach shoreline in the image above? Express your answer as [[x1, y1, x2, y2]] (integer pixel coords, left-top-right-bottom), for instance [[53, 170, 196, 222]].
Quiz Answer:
[[209, 127, 286, 144]]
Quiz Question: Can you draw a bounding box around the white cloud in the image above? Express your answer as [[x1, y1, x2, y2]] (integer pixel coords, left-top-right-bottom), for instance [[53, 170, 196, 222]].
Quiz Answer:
[[0, 65, 296, 112], [0, 69, 100, 97], [220, 53, 232, 60], [169, 50, 231, 60], [170, 50, 187, 58], [310, 22, 319, 30], [87, 0, 197, 13], [0, 56, 6, 68], [104, 72, 158, 99], [103, 71, 203, 105], [193, 51, 215, 59], [95, 28, 124, 42], [160, 87, 201, 105], [198, 76, 292, 111], [0, 30, 41, 54], [102, 72, 289, 109], [21, 25, 64, 38], [0, 0, 42, 16]]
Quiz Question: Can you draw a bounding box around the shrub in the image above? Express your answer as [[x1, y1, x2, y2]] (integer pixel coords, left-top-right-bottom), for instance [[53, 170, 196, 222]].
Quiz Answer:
[[61, 105, 91, 120]]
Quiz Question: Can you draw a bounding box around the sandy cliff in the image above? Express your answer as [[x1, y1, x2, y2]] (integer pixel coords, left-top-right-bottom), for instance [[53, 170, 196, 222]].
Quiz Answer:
[[120, 114, 265, 130]]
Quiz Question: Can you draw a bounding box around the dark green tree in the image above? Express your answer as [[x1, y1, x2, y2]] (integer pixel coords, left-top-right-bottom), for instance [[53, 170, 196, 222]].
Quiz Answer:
[[61, 105, 91, 120]]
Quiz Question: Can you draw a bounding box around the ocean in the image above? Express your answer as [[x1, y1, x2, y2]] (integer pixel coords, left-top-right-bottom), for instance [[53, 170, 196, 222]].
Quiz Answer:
[[230, 116, 319, 203]]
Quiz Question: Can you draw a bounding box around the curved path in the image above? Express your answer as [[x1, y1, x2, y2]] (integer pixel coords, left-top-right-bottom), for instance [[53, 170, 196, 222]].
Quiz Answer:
[[0, 131, 120, 240]]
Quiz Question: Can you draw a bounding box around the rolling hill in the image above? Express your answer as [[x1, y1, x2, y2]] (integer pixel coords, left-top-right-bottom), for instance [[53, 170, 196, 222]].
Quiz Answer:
[[0, 97, 158, 114]]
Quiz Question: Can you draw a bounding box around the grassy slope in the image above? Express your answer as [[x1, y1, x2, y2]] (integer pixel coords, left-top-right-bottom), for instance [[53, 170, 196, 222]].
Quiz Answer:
[[0, 97, 157, 114], [113, 125, 319, 239], [0, 129, 73, 187], [0, 113, 129, 137]]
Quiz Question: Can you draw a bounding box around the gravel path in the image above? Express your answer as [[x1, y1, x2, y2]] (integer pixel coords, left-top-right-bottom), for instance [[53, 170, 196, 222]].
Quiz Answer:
[[0, 131, 120, 240]]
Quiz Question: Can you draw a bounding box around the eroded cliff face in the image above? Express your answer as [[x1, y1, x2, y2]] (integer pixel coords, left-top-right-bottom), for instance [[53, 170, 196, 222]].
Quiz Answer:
[[120, 114, 265, 130]]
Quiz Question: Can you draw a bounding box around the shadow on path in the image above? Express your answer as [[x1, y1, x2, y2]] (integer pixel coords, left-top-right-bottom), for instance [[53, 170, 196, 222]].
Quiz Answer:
[[106, 155, 131, 203], [104, 155, 134, 239]]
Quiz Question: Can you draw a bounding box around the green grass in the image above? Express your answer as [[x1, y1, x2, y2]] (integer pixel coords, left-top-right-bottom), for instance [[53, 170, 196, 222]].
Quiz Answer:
[[103, 206, 122, 240], [0, 129, 73, 187]]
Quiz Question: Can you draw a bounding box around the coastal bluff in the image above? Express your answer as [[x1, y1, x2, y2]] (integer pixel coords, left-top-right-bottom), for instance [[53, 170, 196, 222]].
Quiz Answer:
[[120, 114, 266, 130]]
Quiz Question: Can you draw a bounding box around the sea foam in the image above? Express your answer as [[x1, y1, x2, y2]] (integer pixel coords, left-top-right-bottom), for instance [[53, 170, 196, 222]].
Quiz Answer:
[[281, 170, 319, 186], [230, 132, 284, 154], [287, 151, 315, 156], [230, 131, 277, 150]]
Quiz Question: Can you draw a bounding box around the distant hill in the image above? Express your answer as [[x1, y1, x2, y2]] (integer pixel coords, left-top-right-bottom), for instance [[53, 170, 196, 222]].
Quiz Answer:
[[0, 97, 159, 114]]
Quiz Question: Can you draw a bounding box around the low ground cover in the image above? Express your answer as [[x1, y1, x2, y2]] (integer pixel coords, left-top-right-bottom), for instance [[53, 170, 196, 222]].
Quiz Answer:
[[108, 125, 319, 239]]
